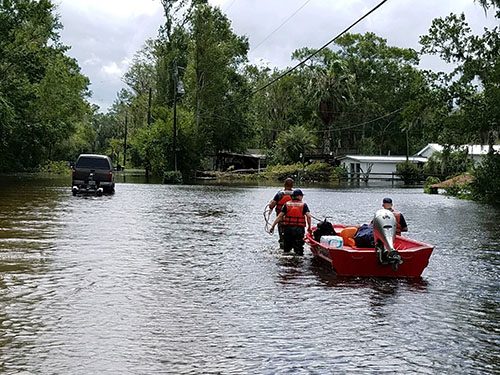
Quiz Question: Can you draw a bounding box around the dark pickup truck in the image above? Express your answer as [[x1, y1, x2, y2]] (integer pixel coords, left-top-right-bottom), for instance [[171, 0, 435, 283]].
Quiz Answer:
[[72, 154, 115, 195]]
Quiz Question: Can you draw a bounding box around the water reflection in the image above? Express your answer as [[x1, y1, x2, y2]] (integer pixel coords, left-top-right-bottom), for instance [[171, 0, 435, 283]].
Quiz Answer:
[[0, 174, 498, 374]]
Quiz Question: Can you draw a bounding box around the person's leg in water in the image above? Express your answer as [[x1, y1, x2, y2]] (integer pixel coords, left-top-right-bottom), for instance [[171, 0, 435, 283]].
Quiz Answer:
[[291, 226, 305, 255], [278, 222, 285, 249], [283, 226, 294, 253]]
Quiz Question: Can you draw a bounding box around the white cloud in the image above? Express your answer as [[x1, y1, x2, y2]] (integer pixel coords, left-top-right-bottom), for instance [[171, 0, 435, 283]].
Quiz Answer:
[[55, 0, 498, 112], [101, 62, 122, 77]]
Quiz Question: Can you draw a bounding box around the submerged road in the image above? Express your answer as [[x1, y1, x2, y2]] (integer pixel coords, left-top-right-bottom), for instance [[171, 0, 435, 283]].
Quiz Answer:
[[0, 174, 498, 374]]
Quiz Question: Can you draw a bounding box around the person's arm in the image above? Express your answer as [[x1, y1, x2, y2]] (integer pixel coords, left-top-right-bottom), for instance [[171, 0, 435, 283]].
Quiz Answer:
[[400, 214, 408, 232], [268, 193, 281, 212], [268, 200, 277, 211], [303, 203, 312, 232], [305, 212, 312, 232], [269, 212, 284, 234]]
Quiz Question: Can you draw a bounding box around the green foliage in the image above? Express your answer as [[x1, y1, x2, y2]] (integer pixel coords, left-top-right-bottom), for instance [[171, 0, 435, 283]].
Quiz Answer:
[[424, 176, 440, 194], [265, 162, 338, 182], [37, 160, 70, 174], [163, 170, 183, 184], [470, 152, 500, 203], [443, 183, 468, 198], [303, 162, 337, 181], [0, 0, 90, 171], [420, 11, 499, 147], [335, 165, 348, 179], [356, 137, 377, 155], [423, 150, 471, 178], [396, 162, 423, 184], [185, 3, 250, 160], [273, 125, 316, 164]]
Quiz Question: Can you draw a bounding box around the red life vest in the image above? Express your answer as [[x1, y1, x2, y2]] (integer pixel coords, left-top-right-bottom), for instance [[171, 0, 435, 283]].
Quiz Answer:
[[275, 190, 293, 213], [283, 201, 306, 227], [393, 211, 402, 234]]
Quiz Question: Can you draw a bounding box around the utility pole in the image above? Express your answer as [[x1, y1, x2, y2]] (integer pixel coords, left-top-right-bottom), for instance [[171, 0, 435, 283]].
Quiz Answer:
[[173, 62, 178, 172], [172, 59, 185, 172], [123, 111, 128, 169], [405, 125, 409, 162], [147, 87, 152, 127], [146, 88, 152, 178]]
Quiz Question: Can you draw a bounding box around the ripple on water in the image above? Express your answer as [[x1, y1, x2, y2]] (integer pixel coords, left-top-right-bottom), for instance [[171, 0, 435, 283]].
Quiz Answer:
[[0, 179, 498, 374]]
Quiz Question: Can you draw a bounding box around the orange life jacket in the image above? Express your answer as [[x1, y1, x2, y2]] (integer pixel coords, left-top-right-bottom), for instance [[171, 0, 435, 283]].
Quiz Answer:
[[275, 190, 293, 213], [283, 201, 306, 227], [393, 211, 402, 234]]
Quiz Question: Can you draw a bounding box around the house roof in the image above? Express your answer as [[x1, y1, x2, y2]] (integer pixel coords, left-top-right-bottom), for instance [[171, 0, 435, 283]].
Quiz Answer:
[[339, 155, 428, 163], [430, 173, 474, 188], [414, 143, 500, 157]]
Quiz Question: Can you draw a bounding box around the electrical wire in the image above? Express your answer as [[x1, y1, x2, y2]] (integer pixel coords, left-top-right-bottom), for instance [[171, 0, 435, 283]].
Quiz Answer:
[[188, 106, 403, 134], [251, 0, 389, 96], [198, 0, 389, 119], [224, 0, 238, 12], [252, 0, 313, 52]]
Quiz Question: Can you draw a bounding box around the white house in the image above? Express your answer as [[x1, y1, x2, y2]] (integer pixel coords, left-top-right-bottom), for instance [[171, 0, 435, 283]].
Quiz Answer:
[[339, 143, 499, 181], [415, 143, 500, 164], [339, 155, 428, 180]]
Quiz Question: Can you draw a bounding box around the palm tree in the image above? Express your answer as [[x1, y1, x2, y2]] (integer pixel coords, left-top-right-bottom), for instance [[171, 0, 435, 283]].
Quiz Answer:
[[311, 60, 354, 161], [275, 125, 316, 164]]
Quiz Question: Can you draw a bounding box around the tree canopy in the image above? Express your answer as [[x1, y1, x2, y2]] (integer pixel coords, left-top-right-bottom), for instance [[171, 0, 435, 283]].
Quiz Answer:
[[1, 0, 499, 204]]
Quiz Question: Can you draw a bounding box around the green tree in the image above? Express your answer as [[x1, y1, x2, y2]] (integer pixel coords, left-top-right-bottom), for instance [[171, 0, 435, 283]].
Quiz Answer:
[[0, 0, 90, 170], [420, 12, 499, 146], [274, 125, 316, 164], [185, 3, 250, 169]]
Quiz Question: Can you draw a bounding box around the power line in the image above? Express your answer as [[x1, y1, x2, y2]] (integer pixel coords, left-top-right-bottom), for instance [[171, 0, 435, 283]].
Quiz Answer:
[[252, 0, 313, 52], [201, 0, 389, 119], [188, 106, 403, 133], [252, 0, 389, 96], [224, 0, 238, 12]]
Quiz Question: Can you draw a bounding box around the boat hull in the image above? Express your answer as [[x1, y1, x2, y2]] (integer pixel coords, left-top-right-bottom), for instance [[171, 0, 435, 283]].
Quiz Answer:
[[305, 226, 434, 278]]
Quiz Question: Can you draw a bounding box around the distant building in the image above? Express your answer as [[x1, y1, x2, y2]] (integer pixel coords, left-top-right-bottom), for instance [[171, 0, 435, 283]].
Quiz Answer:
[[338, 155, 427, 180], [338, 143, 499, 181], [415, 143, 500, 164], [211, 150, 266, 171]]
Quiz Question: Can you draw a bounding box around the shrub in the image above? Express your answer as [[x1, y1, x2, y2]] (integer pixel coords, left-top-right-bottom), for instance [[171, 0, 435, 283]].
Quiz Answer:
[[424, 176, 440, 194], [265, 162, 339, 182], [304, 162, 336, 181], [396, 161, 423, 184], [164, 170, 183, 184], [335, 165, 348, 179], [38, 161, 71, 174], [470, 152, 500, 204]]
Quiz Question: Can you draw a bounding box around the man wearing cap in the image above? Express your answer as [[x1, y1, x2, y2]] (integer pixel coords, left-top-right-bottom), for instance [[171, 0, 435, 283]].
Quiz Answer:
[[270, 189, 312, 255], [382, 198, 408, 234], [268, 178, 294, 248]]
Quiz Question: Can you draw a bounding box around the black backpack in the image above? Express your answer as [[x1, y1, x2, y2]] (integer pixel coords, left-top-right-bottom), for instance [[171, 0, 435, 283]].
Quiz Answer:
[[313, 219, 337, 242]]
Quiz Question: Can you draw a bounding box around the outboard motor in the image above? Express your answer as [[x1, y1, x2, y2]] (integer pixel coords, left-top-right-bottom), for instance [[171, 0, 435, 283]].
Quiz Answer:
[[373, 209, 402, 271]]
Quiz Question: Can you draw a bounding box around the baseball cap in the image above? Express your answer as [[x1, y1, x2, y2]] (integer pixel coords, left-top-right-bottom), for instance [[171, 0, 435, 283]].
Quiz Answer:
[[382, 197, 392, 204], [292, 189, 304, 197]]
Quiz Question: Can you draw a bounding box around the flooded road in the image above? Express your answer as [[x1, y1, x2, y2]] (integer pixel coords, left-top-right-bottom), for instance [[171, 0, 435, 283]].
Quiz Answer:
[[0, 174, 499, 374]]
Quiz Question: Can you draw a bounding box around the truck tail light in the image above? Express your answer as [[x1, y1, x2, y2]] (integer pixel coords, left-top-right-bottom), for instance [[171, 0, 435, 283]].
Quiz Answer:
[[109, 172, 113, 180], [72, 169, 76, 177]]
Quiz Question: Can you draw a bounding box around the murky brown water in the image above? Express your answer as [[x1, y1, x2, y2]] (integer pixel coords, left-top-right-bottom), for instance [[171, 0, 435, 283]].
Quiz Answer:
[[0, 173, 498, 374]]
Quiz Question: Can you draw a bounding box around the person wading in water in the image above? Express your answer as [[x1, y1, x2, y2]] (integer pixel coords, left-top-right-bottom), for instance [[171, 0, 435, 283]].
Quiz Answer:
[[267, 178, 294, 248], [269, 189, 312, 255]]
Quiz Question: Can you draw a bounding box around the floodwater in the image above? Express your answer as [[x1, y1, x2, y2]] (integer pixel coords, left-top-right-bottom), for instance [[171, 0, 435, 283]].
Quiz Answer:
[[0, 173, 498, 374]]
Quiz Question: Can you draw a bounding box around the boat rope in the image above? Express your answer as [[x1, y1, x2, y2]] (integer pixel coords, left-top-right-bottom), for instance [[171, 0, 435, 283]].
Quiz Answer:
[[263, 204, 273, 233], [264, 204, 326, 233], [310, 214, 327, 223]]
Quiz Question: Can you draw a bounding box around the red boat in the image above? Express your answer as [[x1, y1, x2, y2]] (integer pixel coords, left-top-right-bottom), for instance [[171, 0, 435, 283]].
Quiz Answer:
[[305, 225, 434, 278]]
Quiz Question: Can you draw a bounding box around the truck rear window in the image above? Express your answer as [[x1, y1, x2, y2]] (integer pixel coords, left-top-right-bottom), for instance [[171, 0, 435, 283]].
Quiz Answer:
[[76, 157, 111, 169]]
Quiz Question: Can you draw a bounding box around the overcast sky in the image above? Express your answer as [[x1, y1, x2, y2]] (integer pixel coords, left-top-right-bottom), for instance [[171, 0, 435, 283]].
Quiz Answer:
[[56, 0, 498, 112]]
